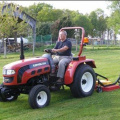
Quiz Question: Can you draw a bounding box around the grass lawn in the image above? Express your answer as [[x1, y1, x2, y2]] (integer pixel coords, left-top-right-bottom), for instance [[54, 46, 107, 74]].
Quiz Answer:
[[0, 45, 120, 120]]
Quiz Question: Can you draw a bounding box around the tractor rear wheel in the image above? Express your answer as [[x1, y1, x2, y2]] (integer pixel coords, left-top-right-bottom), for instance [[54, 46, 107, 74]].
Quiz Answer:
[[70, 64, 96, 98], [28, 85, 51, 109]]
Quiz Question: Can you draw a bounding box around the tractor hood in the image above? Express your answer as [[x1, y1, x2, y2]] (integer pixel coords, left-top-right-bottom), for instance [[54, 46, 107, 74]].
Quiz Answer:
[[3, 57, 48, 70]]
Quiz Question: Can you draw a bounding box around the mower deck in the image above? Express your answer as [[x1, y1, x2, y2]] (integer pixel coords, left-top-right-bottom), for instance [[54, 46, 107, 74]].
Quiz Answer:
[[95, 73, 120, 92], [102, 85, 120, 92]]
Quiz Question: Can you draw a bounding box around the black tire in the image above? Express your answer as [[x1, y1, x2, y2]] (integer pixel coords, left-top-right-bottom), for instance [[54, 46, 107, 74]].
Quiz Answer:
[[0, 83, 18, 102], [2, 95, 18, 102], [0, 83, 3, 101], [28, 85, 51, 109], [70, 64, 96, 98], [96, 86, 103, 93]]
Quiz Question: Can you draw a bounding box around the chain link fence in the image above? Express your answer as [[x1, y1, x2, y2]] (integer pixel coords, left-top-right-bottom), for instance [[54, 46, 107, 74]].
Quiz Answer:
[[36, 34, 52, 45], [88, 38, 120, 47]]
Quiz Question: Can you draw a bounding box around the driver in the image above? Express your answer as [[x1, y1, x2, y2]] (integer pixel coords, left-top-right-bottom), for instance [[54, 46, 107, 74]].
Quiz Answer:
[[52, 30, 72, 84]]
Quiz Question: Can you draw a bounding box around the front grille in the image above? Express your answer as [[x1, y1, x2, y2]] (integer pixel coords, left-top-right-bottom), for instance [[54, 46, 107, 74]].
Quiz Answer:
[[44, 67, 49, 71], [4, 77, 14, 83], [31, 70, 35, 75], [37, 69, 42, 73]]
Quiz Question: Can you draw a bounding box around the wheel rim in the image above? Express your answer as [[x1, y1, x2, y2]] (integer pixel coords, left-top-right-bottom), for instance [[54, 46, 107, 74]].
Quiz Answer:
[[36, 91, 47, 106], [7, 96, 14, 100], [81, 72, 93, 92]]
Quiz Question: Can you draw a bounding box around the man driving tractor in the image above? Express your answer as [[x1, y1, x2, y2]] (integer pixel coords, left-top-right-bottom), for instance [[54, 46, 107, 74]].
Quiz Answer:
[[52, 30, 72, 84]]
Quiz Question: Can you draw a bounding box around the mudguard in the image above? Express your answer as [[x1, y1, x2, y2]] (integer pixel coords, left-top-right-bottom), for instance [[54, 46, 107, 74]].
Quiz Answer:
[[64, 59, 96, 85]]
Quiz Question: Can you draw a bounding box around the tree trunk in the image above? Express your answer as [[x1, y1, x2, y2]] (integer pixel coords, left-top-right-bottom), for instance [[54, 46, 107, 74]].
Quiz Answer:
[[107, 29, 110, 47], [113, 33, 116, 45]]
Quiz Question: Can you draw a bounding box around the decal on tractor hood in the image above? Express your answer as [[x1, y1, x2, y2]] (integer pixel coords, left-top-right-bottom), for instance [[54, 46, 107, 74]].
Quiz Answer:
[[29, 61, 49, 69]]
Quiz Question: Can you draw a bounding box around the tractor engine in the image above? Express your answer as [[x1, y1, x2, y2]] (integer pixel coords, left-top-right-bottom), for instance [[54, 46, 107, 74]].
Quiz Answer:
[[2, 55, 54, 86]]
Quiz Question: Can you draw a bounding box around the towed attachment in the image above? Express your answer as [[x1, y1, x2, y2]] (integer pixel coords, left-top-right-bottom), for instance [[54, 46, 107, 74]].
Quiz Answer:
[[96, 73, 120, 92]]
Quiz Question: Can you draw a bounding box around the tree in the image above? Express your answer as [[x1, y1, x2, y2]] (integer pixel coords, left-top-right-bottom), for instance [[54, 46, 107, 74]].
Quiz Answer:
[[0, 3, 29, 58], [89, 9, 107, 38], [37, 8, 63, 22], [36, 22, 53, 36], [60, 9, 93, 36], [23, 3, 53, 19], [51, 15, 73, 41], [106, 1, 120, 44], [107, 1, 120, 34], [72, 13, 93, 36]]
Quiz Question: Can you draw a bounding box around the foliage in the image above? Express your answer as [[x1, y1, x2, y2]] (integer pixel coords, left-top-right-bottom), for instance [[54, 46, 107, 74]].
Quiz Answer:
[[0, 4, 16, 38], [0, 3, 32, 58], [36, 22, 53, 36], [89, 11, 98, 37], [0, 3, 29, 38], [25, 2, 108, 39], [50, 19, 60, 41], [89, 9, 107, 38], [37, 8, 63, 22], [72, 13, 93, 36], [107, 1, 120, 34], [51, 16, 73, 41], [23, 2, 53, 20], [0, 1, 120, 43]]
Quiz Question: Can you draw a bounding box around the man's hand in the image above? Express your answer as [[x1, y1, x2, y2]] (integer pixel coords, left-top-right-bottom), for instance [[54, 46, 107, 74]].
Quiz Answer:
[[52, 49, 58, 53]]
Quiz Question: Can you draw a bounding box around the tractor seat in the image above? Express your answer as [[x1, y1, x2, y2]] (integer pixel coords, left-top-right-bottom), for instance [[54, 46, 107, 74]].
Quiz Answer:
[[73, 57, 79, 61]]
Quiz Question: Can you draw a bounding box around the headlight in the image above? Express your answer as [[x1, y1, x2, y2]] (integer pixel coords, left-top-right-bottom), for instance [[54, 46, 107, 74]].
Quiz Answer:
[[3, 69, 15, 75]]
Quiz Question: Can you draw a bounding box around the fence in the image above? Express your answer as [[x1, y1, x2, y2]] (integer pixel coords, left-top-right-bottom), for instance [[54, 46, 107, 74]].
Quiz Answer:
[[88, 38, 120, 46], [36, 34, 52, 45], [25, 34, 52, 45], [70, 38, 120, 46]]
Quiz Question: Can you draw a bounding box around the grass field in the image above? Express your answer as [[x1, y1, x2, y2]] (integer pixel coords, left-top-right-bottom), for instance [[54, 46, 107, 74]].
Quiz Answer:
[[0, 45, 120, 120]]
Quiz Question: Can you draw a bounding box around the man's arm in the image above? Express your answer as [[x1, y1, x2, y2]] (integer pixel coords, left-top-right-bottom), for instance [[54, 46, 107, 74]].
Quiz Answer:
[[54, 42, 59, 49], [52, 46, 68, 53]]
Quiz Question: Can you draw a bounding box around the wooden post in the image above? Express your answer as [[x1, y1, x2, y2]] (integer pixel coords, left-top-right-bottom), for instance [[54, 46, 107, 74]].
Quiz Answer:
[[4, 38, 6, 58], [14, 31, 17, 52]]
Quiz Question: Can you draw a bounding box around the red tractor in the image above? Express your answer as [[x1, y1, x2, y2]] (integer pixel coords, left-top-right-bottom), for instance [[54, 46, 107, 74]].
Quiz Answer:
[[0, 27, 96, 109]]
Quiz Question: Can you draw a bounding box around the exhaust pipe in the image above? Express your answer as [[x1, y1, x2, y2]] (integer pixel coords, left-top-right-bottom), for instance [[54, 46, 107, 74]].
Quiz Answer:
[[20, 36, 25, 60]]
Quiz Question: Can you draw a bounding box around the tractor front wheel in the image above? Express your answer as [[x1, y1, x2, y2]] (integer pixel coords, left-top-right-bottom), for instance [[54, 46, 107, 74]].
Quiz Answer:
[[70, 64, 96, 98], [2, 95, 18, 102], [28, 85, 51, 109], [0, 84, 18, 102]]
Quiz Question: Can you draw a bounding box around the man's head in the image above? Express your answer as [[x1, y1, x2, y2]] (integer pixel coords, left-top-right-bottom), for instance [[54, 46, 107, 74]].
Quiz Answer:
[[59, 30, 67, 41]]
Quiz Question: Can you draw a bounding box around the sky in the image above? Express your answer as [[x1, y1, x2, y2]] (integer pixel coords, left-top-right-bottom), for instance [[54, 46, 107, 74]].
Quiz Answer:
[[5, 1, 111, 16]]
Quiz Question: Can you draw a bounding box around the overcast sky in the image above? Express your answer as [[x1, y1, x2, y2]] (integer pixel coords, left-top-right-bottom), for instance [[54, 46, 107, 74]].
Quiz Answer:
[[5, 1, 111, 16]]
